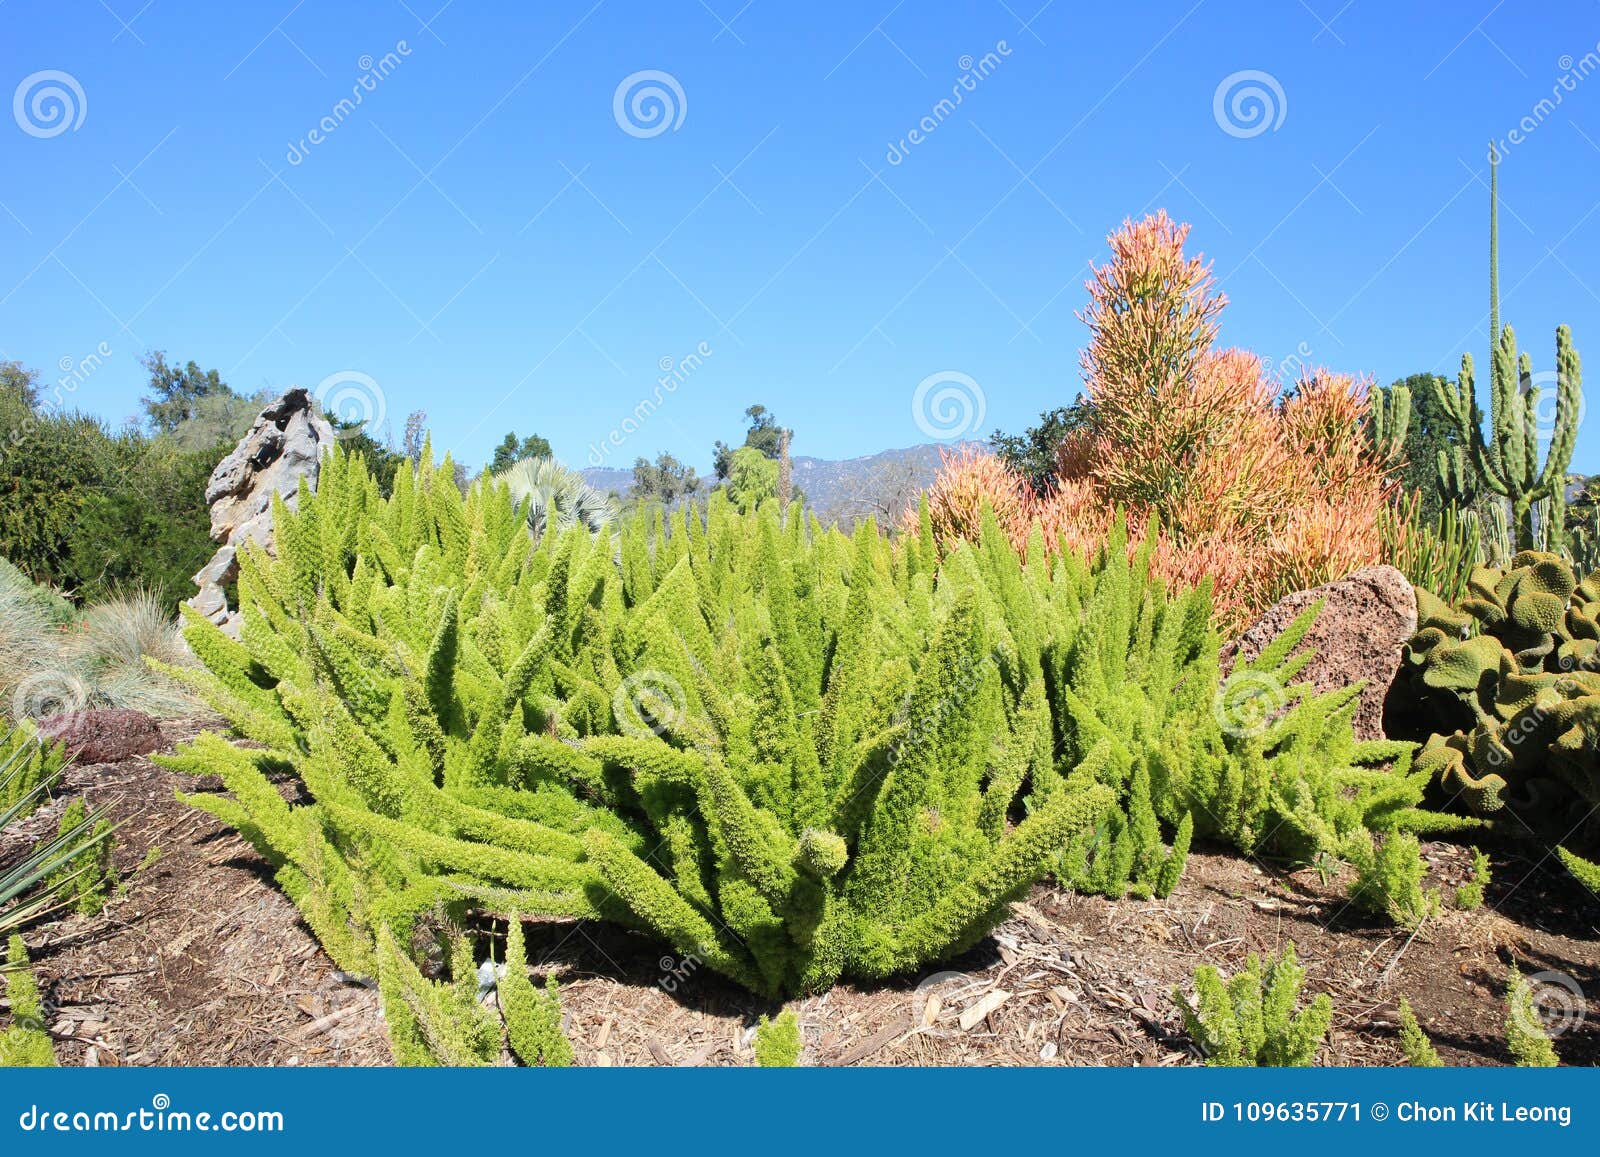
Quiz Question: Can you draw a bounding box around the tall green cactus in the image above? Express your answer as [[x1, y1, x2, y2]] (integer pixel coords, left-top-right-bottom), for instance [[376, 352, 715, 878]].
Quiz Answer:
[[1432, 146, 1583, 552], [1370, 380, 1412, 464]]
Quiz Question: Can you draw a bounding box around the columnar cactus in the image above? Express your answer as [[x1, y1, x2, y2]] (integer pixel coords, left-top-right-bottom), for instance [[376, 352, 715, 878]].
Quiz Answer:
[[1432, 148, 1583, 552]]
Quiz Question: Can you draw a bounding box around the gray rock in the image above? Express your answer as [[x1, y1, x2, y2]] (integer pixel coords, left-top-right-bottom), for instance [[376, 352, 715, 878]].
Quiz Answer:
[[188, 389, 334, 632]]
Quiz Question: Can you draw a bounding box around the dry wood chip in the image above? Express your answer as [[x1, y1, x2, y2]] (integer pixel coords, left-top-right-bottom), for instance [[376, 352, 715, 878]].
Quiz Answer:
[[959, 989, 1011, 1031], [830, 1011, 914, 1066]]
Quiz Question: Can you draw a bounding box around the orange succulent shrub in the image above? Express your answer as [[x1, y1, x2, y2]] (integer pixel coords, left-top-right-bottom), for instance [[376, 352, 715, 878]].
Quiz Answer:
[[910, 444, 1032, 552], [914, 212, 1396, 634]]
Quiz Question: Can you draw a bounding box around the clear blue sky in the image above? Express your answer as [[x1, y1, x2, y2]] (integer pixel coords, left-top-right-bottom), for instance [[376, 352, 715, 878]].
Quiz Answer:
[[4, 0, 1600, 473]]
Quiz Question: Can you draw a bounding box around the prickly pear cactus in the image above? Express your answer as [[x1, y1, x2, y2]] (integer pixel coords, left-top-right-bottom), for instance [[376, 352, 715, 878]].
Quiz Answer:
[[1404, 552, 1600, 864]]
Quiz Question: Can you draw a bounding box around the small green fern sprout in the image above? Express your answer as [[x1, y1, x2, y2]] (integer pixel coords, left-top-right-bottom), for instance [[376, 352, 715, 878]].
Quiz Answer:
[[1173, 943, 1332, 1067], [754, 1009, 802, 1067], [1556, 847, 1600, 896], [1348, 831, 1430, 928], [40, 799, 115, 917], [499, 917, 573, 1067], [1454, 848, 1490, 910], [1396, 998, 1442, 1066], [1505, 968, 1560, 1067], [0, 935, 54, 1067]]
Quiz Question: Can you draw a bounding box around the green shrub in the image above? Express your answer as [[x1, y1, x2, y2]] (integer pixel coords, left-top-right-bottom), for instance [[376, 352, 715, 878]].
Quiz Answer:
[[1172, 943, 1332, 1066], [0, 934, 54, 1067], [160, 449, 1114, 1007], [1396, 997, 1442, 1066], [1047, 541, 1449, 902], [1505, 968, 1560, 1067], [0, 381, 218, 609], [754, 1009, 802, 1066]]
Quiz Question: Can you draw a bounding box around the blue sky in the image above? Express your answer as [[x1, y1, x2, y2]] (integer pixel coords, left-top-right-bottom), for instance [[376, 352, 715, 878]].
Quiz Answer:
[[3, 0, 1600, 472]]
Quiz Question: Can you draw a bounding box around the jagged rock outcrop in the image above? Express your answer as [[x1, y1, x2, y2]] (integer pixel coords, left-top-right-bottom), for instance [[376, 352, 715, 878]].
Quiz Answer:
[[188, 388, 334, 633]]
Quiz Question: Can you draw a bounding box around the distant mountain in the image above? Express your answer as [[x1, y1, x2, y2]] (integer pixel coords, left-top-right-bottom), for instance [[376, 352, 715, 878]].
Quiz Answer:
[[581, 442, 979, 528]]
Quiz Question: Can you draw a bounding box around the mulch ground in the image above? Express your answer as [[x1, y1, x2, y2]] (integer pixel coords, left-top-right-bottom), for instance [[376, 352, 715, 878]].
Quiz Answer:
[[4, 721, 1597, 1067]]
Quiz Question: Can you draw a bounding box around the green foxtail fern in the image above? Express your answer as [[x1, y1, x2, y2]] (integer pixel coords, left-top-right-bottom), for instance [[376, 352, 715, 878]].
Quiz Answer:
[[1016, 518, 1445, 904], [157, 446, 1114, 1018], [0, 935, 54, 1067], [1173, 943, 1332, 1066]]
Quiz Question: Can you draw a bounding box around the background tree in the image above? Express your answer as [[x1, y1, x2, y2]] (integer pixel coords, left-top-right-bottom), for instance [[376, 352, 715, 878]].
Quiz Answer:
[[166, 389, 265, 453], [402, 411, 429, 465], [0, 369, 215, 603], [631, 452, 699, 505], [727, 445, 778, 513], [489, 430, 553, 474], [140, 351, 228, 434], [818, 455, 925, 530], [0, 361, 39, 410], [713, 404, 789, 480], [991, 399, 1092, 492], [62, 434, 218, 604]]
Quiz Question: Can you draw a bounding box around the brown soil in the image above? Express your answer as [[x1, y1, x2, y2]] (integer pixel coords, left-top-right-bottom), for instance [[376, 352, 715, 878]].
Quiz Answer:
[[5, 722, 1597, 1067]]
